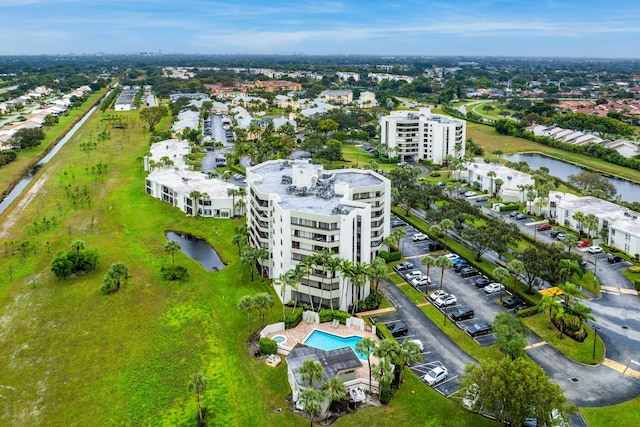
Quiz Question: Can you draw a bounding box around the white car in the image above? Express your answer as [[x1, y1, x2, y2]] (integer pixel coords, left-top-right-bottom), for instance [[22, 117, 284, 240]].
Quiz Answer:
[[587, 246, 603, 254], [484, 283, 505, 294], [429, 290, 448, 301], [412, 233, 428, 242], [404, 270, 423, 280], [464, 191, 477, 197], [423, 366, 448, 386], [435, 294, 458, 307], [444, 253, 460, 261], [410, 276, 431, 287], [407, 339, 424, 351]]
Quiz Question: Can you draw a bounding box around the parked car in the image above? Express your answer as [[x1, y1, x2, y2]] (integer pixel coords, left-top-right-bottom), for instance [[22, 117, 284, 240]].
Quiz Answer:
[[464, 191, 477, 197], [550, 230, 561, 238], [451, 257, 467, 266], [474, 277, 493, 288], [577, 239, 590, 248], [412, 233, 429, 242], [232, 173, 245, 180], [437, 181, 446, 187], [444, 253, 460, 261], [423, 366, 448, 386], [459, 189, 469, 195], [429, 290, 448, 301], [391, 218, 406, 228], [428, 241, 445, 251], [435, 294, 458, 307], [475, 197, 488, 203], [404, 270, 423, 280], [588, 246, 604, 254], [555, 232, 566, 241], [454, 262, 471, 273], [408, 339, 424, 351], [394, 262, 414, 272], [460, 267, 481, 278], [509, 211, 519, 217], [514, 303, 530, 313], [466, 322, 492, 337], [410, 276, 431, 287], [515, 213, 528, 220], [484, 282, 505, 294], [503, 296, 525, 309], [537, 223, 552, 231], [386, 321, 408, 337], [450, 306, 474, 321], [608, 255, 624, 264]]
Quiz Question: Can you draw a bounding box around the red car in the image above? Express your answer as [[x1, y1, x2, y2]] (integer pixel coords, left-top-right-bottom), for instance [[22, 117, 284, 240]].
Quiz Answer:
[[577, 239, 590, 248]]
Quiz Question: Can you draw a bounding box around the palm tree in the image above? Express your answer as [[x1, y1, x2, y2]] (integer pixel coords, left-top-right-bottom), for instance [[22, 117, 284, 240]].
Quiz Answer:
[[505, 259, 524, 299], [235, 198, 247, 216], [487, 170, 497, 195], [324, 255, 342, 310], [559, 259, 581, 283], [165, 240, 181, 268], [71, 239, 85, 255], [445, 182, 458, 198], [429, 224, 443, 247], [558, 281, 582, 310], [493, 266, 511, 303], [187, 373, 208, 424], [421, 255, 437, 296], [398, 340, 422, 385], [350, 262, 371, 314], [563, 233, 579, 253], [313, 249, 333, 310], [300, 359, 324, 388], [371, 359, 394, 398], [570, 302, 595, 331], [237, 295, 254, 332], [222, 169, 233, 182], [299, 388, 324, 427], [236, 187, 247, 216], [240, 247, 258, 281], [297, 256, 317, 311], [253, 292, 274, 328], [493, 178, 504, 198], [228, 188, 239, 216], [322, 376, 348, 414], [370, 257, 388, 294], [584, 213, 599, 240], [274, 272, 292, 319], [356, 337, 377, 393], [435, 256, 453, 290], [439, 219, 455, 250], [572, 211, 586, 237], [538, 292, 562, 320], [339, 259, 356, 312], [231, 233, 246, 256], [189, 190, 202, 219]]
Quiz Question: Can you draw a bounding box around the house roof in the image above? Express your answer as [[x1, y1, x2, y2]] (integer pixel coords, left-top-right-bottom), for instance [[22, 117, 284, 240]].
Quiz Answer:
[[287, 343, 362, 388]]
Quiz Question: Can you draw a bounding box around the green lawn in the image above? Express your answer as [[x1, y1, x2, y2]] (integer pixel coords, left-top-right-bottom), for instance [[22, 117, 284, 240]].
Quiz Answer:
[[0, 105, 500, 426], [523, 313, 604, 365], [398, 283, 428, 304], [582, 396, 640, 427]]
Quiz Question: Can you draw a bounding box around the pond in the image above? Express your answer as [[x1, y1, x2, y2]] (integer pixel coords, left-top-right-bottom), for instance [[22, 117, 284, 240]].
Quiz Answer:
[[503, 153, 640, 204], [165, 231, 225, 272]]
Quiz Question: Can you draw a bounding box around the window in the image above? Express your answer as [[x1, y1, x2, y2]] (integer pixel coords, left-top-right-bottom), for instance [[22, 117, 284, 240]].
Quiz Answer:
[[626, 234, 631, 242], [625, 243, 630, 252]]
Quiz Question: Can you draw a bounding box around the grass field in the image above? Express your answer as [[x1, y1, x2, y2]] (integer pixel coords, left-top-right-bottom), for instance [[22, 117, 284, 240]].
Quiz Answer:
[[0, 107, 499, 426]]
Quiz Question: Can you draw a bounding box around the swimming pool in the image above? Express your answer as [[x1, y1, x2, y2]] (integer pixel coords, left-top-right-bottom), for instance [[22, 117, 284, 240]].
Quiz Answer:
[[304, 330, 367, 360]]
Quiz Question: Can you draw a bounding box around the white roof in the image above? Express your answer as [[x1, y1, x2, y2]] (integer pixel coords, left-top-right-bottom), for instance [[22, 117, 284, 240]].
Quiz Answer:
[[149, 139, 191, 170], [148, 169, 238, 199]]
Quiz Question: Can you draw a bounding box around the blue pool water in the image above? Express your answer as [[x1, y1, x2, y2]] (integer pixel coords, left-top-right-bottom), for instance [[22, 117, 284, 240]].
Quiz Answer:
[[304, 330, 367, 360]]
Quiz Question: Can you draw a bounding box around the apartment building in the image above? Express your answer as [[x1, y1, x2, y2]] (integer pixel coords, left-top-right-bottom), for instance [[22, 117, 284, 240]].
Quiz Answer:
[[246, 160, 391, 311], [380, 108, 466, 164]]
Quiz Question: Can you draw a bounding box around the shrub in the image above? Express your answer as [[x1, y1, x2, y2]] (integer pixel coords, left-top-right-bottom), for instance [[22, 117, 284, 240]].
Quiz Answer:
[[161, 265, 189, 280], [634, 280, 640, 291], [516, 306, 539, 318], [259, 338, 278, 355], [380, 381, 392, 404], [358, 293, 381, 312], [319, 309, 350, 324], [284, 307, 303, 329], [379, 251, 390, 262], [628, 266, 640, 274], [387, 250, 402, 262], [430, 172, 441, 177], [498, 203, 521, 212]]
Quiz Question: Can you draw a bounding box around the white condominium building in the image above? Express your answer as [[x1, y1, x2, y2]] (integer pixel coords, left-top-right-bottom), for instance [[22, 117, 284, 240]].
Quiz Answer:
[[380, 108, 466, 164], [246, 160, 391, 311]]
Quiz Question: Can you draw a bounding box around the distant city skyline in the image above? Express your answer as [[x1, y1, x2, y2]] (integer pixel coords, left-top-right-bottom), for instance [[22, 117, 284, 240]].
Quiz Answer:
[[1, 0, 640, 58]]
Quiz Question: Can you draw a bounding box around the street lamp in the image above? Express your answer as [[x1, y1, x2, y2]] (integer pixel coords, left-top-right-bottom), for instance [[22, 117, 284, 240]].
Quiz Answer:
[[592, 323, 600, 361], [593, 255, 598, 287]]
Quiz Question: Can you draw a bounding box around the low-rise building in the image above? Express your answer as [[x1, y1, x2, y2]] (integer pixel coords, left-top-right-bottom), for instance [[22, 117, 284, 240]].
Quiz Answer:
[[320, 90, 353, 105], [464, 161, 534, 202], [144, 139, 191, 171]]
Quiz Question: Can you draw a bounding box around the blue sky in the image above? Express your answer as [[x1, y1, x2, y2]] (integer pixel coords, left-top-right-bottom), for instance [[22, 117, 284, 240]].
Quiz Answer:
[[1, 0, 640, 57]]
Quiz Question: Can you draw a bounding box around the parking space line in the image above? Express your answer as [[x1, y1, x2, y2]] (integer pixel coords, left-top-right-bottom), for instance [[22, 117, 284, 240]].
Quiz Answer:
[[620, 288, 639, 296], [524, 341, 548, 350], [405, 253, 430, 260]]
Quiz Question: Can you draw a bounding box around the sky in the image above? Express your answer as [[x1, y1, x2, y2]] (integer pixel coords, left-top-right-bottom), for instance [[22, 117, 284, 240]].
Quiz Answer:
[[1, 0, 640, 58]]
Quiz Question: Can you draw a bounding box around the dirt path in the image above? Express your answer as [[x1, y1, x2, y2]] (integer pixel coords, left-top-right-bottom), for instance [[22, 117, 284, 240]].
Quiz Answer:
[[0, 170, 51, 241]]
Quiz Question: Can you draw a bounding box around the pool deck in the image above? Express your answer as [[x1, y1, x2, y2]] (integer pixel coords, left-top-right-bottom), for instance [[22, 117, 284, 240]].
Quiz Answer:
[[265, 320, 380, 384]]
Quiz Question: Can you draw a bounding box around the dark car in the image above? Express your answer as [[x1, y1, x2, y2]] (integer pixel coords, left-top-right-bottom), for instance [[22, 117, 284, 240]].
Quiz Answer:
[[391, 218, 406, 228], [503, 296, 525, 309], [454, 261, 470, 272], [537, 223, 552, 231], [460, 267, 481, 278], [514, 303, 530, 313], [466, 322, 492, 337], [550, 230, 560, 238], [387, 322, 408, 337], [428, 241, 445, 251], [515, 213, 528, 220], [450, 306, 475, 321], [475, 197, 488, 203], [509, 211, 519, 217], [608, 255, 624, 264], [474, 276, 493, 288]]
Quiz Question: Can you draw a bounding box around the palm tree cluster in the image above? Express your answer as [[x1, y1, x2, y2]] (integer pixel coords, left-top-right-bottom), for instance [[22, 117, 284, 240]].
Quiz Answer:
[[275, 249, 388, 314], [538, 281, 594, 340], [237, 292, 275, 333]]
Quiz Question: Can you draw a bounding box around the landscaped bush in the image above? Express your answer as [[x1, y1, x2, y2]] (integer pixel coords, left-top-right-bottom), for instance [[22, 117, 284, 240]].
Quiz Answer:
[[358, 293, 381, 312], [551, 318, 587, 342], [161, 265, 189, 281], [634, 280, 640, 291], [51, 249, 99, 279], [319, 309, 350, 324], [516, 306, 539, 318], [498, 203, 520, 212], [628, 266, 640, 274], [379, 250, 401, 263], [430, 171, 441, 177], [284, 307, 303, 329], [259, 338, 278, 355], [380, 381, 392, 404]]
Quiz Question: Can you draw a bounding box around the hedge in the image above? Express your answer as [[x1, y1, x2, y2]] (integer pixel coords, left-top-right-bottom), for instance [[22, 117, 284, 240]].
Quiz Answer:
[[259, 337, 278, 355], [498, 203, 521, 212], [284, 307, 303, 329], [516, 305, 539, 318], [635, 280, 640, 291], [318, 309, 350, 324], [380, 250, 402, 263]]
